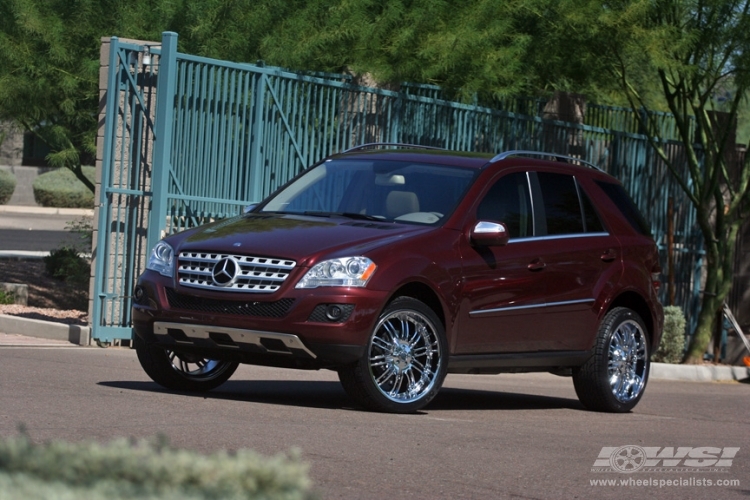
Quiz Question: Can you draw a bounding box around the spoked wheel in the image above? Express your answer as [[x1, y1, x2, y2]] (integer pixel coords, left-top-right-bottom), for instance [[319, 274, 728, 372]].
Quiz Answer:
[[338, 297, 447, 413], [573, 307, 650, 412], [134, 334, 238, 392]]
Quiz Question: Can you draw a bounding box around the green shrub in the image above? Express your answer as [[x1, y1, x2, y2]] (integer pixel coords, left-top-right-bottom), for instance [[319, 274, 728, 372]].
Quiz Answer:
[[0, 290, 14, 305], [32, 167, 95, 208], [0, 169, 17, 205], [44, 246, 90, 287], [653, 305, 687, 363], [0, 433, 315, 500]]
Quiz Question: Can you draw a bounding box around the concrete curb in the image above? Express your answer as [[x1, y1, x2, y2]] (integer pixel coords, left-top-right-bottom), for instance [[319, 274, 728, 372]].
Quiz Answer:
[[0, 250, 49, 259], [0, 314, 90, 346], [650, 362, 749, 382], [0, 312, 748, 382], [0, 205, 93, 217]]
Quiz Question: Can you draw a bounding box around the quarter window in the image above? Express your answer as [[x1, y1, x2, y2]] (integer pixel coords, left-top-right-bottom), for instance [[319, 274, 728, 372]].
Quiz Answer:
[[595, 180, 651, 236]]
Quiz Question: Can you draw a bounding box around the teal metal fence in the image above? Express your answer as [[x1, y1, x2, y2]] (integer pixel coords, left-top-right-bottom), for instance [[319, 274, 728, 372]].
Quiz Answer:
[[93, 31, 704, 341]]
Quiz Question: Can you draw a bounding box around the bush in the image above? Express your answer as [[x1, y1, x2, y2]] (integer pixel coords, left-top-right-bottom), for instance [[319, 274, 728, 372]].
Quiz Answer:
[[653, 305, 687, 363], [0, 433, 315, 500], [44, 246, 90, 287], [0, 290, 14, 305], [32, 167, 95, 208], [0, 169, 17, 205]]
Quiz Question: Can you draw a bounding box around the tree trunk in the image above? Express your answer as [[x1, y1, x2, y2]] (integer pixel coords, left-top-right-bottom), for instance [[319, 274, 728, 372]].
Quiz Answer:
[[684, 214, 742, 363]]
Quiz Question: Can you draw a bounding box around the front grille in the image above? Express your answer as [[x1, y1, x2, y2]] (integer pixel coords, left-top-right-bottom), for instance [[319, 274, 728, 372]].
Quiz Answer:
[[166, 288, 295, 318], [177, 251, 296, 293]]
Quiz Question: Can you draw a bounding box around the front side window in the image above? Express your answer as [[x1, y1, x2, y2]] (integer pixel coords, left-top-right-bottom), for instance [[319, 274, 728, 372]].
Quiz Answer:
[[476, 172, 533, 238]]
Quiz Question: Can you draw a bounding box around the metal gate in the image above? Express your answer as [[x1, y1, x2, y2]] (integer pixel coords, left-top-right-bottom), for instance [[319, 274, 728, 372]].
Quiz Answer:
[[92, 32, 705, 342], [92, 36, 163, 342]]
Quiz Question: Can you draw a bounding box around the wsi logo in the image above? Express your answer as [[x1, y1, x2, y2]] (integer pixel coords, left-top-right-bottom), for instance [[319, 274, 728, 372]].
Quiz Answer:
[[592, 446, 740, 473]]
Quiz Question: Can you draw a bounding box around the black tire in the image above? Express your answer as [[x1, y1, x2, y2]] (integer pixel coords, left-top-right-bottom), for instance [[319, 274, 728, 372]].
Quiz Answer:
[[573, 307, 650, 412], [338, 297, 448, 413], [134, 334, 239, 392]]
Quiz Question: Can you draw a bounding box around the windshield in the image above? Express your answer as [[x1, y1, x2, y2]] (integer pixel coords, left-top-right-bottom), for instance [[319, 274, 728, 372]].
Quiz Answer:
[[260, 159, 476, 225]]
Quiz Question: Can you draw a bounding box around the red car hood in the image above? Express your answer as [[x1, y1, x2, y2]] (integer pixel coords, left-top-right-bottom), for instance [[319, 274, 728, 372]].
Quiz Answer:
[[170, 213, 430, 267]]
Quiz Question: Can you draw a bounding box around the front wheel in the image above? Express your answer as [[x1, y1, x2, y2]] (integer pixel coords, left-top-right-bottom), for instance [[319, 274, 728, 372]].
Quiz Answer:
[[134, 334, 239, 392], [573, 307, 650, 412], [338, 297, 447, 413]]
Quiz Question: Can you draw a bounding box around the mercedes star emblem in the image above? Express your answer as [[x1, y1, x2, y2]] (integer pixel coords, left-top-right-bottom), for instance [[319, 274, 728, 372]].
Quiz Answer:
[[211, 257, 239, 286]]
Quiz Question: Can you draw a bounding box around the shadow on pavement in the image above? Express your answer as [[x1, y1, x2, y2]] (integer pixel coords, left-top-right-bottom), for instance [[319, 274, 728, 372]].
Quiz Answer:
[[98, 379, 584, 412]]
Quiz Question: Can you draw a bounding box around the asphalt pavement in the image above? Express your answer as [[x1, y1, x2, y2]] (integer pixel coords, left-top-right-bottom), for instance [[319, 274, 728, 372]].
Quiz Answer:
[[0, 205, 93, 256], [0, 347, 747, 499]]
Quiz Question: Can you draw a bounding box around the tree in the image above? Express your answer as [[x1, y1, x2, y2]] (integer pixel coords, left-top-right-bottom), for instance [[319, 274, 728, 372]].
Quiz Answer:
[[562, 0, 750, 363], [259, 0, 559, 100], [0, 0, 113, 191], [0, 0, 306, 192]]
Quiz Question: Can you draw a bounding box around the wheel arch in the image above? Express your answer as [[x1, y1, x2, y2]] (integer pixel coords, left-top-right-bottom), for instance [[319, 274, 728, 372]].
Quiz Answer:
[[388, 282, 447, 330], [607, 291, 655, 347]]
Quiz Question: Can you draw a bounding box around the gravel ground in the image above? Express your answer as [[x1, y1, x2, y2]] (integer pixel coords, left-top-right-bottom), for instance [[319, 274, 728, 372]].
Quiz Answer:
[[0, 258, 88, 325]]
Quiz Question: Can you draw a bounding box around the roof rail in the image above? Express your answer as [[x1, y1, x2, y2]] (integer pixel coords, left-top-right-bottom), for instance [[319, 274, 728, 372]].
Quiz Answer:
[[490, 150, 603, 171], [343, 143, 445, 153]]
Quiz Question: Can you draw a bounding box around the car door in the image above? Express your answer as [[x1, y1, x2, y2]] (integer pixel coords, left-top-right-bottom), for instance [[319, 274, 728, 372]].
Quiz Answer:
[[455, 171, 551, 354], [527, 171, 623, 351]]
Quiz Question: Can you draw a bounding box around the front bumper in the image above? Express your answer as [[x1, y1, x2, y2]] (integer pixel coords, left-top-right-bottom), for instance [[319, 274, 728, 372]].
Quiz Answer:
[[132, 270, 386, 369]]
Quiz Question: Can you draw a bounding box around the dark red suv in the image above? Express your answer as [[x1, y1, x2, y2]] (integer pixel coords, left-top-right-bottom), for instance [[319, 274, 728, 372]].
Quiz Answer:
[[132, 145, 663, 413]]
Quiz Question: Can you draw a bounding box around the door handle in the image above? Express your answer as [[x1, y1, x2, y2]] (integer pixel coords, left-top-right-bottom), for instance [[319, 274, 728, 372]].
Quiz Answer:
[[601, 249, 617, 262], [528, 258, 546, 271]]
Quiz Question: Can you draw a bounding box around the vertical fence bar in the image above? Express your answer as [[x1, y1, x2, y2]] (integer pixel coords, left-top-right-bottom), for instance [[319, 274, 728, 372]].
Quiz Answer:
[[147, 32, 178, 250]]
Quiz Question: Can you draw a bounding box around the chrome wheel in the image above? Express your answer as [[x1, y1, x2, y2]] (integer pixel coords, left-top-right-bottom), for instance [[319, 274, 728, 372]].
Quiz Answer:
[[134, 334, 239, 392], [368, 309, 442, 403], [338, 297, 447, 413], [573, 307, 651, 413], [607, 319, 648, 403], [167, 351, 236, 382]]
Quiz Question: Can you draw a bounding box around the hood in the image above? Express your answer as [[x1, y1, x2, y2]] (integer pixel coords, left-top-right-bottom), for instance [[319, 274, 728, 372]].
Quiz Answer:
[[169, 213, 431, 267]]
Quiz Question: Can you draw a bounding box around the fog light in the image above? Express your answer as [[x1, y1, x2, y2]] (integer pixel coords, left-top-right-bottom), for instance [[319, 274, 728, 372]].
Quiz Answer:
[[325, 305, 343, 321], [134, 285, 145, 303]]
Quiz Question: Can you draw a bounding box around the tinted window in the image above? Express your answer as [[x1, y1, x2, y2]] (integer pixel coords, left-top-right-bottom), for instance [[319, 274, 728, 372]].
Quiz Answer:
[[537, 172, 584, 235], [579, 184, 605, 233], [595, 180, 651, 236], [476, 172, 532, 238]]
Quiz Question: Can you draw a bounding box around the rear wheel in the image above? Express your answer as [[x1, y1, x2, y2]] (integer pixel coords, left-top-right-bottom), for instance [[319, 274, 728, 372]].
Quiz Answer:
[[573, 307, 650, 412], [134, 334, 238, 392], [338, 297, 447, 413]]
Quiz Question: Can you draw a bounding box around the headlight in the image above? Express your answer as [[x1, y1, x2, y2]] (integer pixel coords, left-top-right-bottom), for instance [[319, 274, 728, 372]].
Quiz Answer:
[[295, 257, 376, 289], [146, 241, 174, 277]]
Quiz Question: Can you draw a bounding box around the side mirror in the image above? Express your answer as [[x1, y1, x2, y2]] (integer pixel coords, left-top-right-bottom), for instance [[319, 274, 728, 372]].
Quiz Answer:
[[243, 204, 258, 214], [470, 221, 509, 247]]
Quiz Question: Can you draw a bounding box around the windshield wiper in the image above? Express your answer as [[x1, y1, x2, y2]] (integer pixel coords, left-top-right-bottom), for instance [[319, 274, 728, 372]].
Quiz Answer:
[[301, 211, 386, 222], [336, 212, 387, 222]]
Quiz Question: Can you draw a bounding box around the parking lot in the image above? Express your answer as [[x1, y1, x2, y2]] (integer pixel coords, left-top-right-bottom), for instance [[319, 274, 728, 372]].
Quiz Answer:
[[0, 345, 747, 499]]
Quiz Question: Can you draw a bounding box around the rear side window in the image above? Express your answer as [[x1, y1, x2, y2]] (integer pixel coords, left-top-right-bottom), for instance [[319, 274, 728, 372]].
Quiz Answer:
[[537, 173, 584, 235], [595, 180, 651, 236]]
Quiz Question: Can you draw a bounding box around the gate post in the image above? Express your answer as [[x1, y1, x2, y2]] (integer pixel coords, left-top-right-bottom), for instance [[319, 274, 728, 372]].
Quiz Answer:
[[147, 31, 179, 250], [248, 69, 267, 203]]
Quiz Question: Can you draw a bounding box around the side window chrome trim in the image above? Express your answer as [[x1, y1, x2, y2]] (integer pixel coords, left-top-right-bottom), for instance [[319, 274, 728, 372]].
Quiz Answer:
[[469, 298, 596, 317], [508, 232, 610, 243]]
